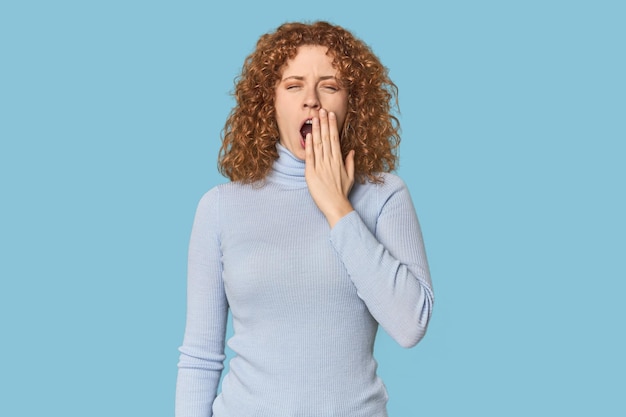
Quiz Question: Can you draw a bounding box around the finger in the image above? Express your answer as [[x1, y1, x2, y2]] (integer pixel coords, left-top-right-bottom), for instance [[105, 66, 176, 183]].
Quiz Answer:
[[311, 115, 323, 163], [319, 109, 331, 160], [328, 111, 341, 161], [345, 150, 355, 182]]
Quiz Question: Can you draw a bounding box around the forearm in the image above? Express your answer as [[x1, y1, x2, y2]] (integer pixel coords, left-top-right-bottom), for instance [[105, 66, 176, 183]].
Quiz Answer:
[[176, 188, 228, 416], [330, 206, 433, 348], [175, 365, 222, 417]]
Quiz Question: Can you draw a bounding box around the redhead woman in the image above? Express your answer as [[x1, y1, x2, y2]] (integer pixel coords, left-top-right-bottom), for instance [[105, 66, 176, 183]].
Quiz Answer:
[[176, 21, 434, 417]]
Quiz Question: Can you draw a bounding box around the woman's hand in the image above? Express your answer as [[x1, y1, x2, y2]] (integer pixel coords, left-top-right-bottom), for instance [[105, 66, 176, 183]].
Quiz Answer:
[[305, 108, 355, 228]]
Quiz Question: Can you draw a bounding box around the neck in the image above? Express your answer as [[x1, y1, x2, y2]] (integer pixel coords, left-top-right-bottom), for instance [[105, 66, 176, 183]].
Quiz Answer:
[[266, 143, 307, 188]]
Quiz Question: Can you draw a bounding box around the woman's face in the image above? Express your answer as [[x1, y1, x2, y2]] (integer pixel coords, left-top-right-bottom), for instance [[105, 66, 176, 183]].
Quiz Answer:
[[274, 45, 349, 160]]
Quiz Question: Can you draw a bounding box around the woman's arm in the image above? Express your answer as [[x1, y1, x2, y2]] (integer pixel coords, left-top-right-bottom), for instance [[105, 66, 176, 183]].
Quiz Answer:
[[176, 188, 228, 417], [330, 176, 434, 348], [304, 109, 433, 347]]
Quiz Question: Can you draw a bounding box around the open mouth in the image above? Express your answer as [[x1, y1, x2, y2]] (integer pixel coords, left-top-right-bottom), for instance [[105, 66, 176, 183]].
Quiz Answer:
[[299, 119, 312, 140]]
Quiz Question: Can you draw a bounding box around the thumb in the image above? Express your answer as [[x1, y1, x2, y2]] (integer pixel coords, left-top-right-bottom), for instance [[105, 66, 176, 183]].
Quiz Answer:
[[345, 150, 355, 181]]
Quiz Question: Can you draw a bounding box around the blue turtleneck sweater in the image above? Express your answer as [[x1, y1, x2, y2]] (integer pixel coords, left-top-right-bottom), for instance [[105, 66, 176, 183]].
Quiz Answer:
[[176, 144, 433, 417]]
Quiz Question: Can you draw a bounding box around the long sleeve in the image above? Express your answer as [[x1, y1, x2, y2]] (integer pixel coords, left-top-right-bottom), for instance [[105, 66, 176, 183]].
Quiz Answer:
[[175, 147, 432, 416], [176, 188, 228, 417], [329, 175, 434, 348]]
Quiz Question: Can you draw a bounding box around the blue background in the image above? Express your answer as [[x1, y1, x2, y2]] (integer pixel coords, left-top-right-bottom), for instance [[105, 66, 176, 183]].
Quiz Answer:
[[1, 1, 624, 416]]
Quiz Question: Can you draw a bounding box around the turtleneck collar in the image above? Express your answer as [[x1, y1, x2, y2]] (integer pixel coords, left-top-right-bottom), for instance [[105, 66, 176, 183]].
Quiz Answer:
[[266, 143, 307, 188]]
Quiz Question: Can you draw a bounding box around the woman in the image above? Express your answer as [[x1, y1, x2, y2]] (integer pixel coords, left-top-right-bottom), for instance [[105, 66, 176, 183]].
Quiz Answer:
[[176, 21, 434, 417]]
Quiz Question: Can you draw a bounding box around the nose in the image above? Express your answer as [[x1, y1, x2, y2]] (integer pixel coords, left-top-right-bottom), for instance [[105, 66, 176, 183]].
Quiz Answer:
[[303, 88, 320, 109]]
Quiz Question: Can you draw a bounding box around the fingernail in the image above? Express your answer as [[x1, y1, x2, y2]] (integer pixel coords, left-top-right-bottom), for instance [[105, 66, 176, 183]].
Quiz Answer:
[[320, 109, 327, 117]]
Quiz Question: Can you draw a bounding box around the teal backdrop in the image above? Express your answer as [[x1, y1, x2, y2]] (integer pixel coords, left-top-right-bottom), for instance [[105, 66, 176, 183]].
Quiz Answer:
[[1, 1, 624, 416]]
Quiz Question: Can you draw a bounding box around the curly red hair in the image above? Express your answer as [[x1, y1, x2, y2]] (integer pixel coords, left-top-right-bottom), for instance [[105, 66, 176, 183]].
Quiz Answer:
[[218, 21, 400, 183]]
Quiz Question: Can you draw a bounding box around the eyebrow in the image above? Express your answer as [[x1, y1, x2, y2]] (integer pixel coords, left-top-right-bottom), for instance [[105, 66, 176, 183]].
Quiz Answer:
[[281, 75, 338, 82]]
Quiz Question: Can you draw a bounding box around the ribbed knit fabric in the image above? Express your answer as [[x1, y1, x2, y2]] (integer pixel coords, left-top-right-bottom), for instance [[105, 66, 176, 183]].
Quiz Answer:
[[176, 143, 434, 417]]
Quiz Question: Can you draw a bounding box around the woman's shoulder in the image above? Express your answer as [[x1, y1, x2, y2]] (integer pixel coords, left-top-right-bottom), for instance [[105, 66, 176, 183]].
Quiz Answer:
[[378, 172, 407, 188], [196, 179, 268, 206], [354, 172, 408, 194], [349, 172, 410, 209]]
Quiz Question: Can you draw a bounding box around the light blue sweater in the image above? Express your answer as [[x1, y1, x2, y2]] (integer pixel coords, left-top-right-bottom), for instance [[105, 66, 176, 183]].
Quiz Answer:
[[176, 144, 434, 417]]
